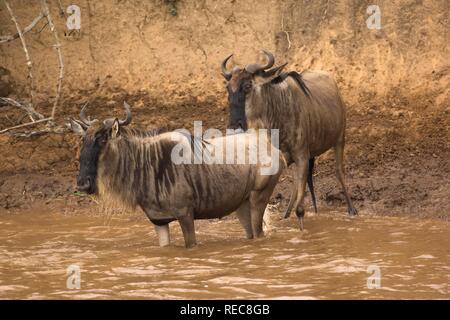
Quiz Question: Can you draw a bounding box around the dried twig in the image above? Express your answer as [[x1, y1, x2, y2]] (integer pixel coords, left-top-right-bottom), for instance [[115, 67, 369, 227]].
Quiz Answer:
[[322, 0, 330, 22], [4, 114, 15, 126], [57, 0, 67, 18], [0, 13, 45, 44], [17, 112, 29, 123], [41, 0, 64, 120], [0, 97, 44, 120], [34, 20, 49, 35], [281, 15, 292, 50], [4, 0, 37, 114], [1, 1, 65, 133], [0, 117, 53, 134]]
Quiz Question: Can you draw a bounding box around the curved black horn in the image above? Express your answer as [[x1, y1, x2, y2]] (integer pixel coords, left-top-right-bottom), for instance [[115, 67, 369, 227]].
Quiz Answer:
[[79, 103, 97, 126], [119, 101, 132, 126], [221, 54, 233, 80], [261, 50, 275, 69], [245, 50, 275, 74]]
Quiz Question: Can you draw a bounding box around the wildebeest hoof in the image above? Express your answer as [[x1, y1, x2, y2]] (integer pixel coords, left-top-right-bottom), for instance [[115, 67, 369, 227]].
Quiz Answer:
[[252, 231, 264, 239], [295, 207, 305, 218], [348, 207, 358, 216], [283, 209, 292, 219], [295, 208, 305, 231], [185, 242, 197, 249], [298, 216, 304, 231], [159, 242, 170, 248]]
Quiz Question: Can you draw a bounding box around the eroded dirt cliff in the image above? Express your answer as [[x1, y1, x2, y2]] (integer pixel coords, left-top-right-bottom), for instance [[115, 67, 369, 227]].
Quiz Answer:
[[0, 0, 449, 218]]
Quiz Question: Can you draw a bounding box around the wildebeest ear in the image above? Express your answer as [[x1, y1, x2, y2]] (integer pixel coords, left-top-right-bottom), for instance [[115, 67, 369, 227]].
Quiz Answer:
[[111, 118, 120, 139], [253, 63, 288, 85], [263, 63, 288, 78], [69, 119, 86, 136]]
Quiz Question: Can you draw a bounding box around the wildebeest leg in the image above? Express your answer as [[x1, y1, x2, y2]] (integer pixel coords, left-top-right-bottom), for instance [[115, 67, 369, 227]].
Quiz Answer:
[[250, 174, 279, 238], [154, 224, 170, 247], [236, 200, 254, 239], [284, 185, 297, 218], [284, 158, 316, 217], [292, 158, 309, 231], [177, 211, 197, 248], [334, 140, 358, 216], [141, 207, 174, 246], [249, 192, 265, 238]]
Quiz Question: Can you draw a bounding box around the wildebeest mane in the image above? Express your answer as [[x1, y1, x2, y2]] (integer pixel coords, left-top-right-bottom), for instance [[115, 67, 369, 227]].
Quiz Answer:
[[177, 130, 210, 149], [98, 128, 177, 210], [121, 126, 209, 163], [120, 126, 168, 138], [98, 126, 210, 210], [271, 71, 311, 98]]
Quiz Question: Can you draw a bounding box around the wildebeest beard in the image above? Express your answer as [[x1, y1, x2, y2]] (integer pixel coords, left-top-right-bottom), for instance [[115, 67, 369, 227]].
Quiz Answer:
[[227, 84, 248, 131], [77, 133, 103, 194]]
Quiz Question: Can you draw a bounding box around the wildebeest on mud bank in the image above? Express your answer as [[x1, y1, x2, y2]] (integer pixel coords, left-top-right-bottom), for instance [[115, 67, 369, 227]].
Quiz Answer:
[[222, 50, 358, 228]]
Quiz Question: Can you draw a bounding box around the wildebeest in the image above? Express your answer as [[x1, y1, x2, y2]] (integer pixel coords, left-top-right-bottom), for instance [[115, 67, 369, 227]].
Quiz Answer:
[[70, 102, 284, 248], [221, 50, 358, 228]]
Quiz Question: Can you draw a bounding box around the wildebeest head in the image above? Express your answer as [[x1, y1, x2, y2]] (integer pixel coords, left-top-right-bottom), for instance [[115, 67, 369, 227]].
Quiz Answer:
[[69, 102, 132, 194], [221, 50, 287, 131]]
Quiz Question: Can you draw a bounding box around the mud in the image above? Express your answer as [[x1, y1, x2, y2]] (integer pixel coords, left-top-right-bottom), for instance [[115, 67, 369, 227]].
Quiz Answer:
[[1, 92, 448, 219]]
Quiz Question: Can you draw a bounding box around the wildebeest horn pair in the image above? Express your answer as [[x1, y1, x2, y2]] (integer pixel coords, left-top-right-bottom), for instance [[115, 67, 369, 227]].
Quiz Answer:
[[221, 50, 276, 80], [79, 101, 133, 127]]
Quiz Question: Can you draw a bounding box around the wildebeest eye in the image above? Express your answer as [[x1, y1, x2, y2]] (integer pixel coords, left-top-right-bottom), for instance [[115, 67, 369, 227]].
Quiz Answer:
[[94, 134, 107, 145], [243, 83, 252, 92]]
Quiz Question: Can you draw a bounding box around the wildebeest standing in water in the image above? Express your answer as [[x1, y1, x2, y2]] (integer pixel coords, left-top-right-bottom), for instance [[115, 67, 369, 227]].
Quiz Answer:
[[221, 50, 357, 228], [70, 102, 284, 248]]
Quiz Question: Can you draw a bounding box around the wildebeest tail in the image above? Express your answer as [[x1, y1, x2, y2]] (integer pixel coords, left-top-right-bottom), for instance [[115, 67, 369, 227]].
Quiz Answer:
[[307, 157, 318, 213]]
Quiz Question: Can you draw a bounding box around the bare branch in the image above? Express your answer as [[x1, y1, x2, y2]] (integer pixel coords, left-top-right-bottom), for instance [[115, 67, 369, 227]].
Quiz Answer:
[[0, 13, 45, 44], [0, 117, 53, 134], [0, 97, 44, 120], [281, 15, 292, 50], [57, 0, 67, 19], [10, 129, 51, 138], [41, 0, 64, 120], [34, 20, 49, 35], [1, 2, 65, 132], [3, 0, 37, 115]]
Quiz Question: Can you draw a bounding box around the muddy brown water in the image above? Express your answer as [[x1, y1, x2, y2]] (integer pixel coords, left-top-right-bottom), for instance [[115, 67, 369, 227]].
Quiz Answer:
[[0, 209, 448, 299]]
